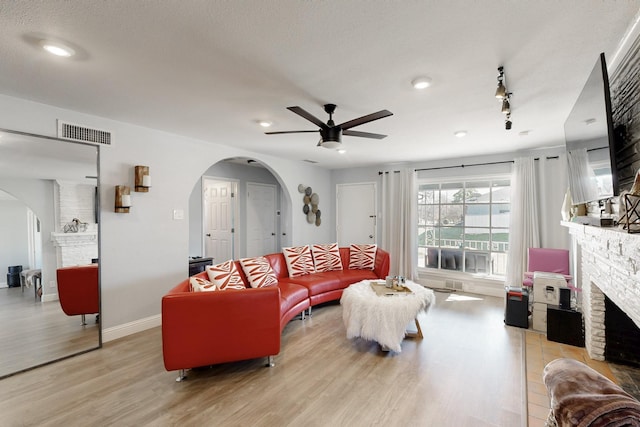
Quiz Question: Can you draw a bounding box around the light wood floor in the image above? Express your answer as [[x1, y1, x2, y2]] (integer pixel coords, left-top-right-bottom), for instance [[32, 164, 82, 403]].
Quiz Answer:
[[0, 290, 525, 427], [0, 286, 100, 378], [524, 329, 640, 427]]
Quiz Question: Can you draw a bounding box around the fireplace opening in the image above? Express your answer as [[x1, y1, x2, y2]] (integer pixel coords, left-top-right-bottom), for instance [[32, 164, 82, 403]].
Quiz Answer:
[[605, 295, 640, 368]]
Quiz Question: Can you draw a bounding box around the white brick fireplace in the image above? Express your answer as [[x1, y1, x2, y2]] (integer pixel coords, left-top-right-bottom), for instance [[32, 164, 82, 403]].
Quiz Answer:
[[564, 221, 640, 360], [50, 181, 98, 267]]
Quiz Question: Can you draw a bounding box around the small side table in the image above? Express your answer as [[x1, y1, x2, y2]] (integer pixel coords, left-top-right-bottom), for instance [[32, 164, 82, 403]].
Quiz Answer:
[[20, 269, 42, 300]]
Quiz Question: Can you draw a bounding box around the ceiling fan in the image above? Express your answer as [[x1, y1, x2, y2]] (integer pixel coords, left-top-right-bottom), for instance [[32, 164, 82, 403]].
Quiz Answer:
[[265, 104, 393, 149]]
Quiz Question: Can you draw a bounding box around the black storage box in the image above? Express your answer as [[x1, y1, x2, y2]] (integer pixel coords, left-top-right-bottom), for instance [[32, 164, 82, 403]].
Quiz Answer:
[[505, 287, 529, 328], [7, 265, 22, 288], [547, 305, 584, 347]]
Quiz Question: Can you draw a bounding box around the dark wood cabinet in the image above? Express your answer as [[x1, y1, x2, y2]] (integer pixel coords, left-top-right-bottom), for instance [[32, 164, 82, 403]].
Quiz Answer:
[[188, 257, 213, 276]]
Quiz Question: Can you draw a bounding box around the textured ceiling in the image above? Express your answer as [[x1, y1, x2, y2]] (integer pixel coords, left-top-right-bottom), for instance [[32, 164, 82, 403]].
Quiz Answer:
[[1, 1, 639, 169]]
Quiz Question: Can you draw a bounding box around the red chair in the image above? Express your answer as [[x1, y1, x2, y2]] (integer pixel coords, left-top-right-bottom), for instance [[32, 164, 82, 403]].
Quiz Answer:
[[56, 264, 99, 325], [523, 248, 572, 288]]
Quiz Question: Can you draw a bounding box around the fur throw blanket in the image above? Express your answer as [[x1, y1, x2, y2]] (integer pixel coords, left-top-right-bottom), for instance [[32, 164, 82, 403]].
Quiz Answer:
[[543, 358, 640, 427], [340, 280, 435, 352]]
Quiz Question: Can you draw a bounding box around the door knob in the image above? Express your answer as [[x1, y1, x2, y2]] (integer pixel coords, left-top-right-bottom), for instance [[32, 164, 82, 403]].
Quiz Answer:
[[271, 233, 276, 236], [206, 233, 211, 237], [369, 235, 374, 238]]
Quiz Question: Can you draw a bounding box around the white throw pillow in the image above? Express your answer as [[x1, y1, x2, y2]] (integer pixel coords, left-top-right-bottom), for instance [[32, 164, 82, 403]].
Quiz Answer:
[[348, 244, 377, 270], [311, 243, 343, 272], [239, 256, 278, 288], [282, 245, 316, 277]]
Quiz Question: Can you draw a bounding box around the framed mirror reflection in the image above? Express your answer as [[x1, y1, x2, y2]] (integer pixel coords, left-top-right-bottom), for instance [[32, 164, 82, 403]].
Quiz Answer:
[[0, 128, 101, 379]]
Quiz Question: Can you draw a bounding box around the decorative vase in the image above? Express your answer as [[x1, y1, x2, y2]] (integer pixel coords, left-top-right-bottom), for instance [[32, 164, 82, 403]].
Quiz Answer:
[[561, 187, 572, 221]]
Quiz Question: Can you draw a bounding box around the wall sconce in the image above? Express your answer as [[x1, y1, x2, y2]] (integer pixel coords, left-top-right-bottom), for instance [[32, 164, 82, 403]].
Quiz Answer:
[[134, 165, 151, 192], [115, 185, 132, 213]]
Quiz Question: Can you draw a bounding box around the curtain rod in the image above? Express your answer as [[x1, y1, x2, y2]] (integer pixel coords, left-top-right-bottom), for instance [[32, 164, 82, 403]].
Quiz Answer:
[[413, 156, 559, 173], [378, 156, 560, 174]]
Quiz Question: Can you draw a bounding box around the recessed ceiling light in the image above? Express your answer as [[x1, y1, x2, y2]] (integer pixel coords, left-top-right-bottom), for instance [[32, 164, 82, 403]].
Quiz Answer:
[[411, 76, 432, 89], [337, 149, 346, 154], [454, 130, 467, 138], [258, 120, 272, 128], [40, 41, 75, 57]]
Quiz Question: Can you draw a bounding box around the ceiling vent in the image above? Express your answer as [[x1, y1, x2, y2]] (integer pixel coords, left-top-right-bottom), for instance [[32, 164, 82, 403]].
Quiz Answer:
[[57, 120, 112, 146], [303, 159, 318, 164]]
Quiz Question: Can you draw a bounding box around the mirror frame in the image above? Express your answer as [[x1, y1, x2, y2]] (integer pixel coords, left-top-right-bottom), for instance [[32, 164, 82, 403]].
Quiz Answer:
[[0, 127, 101, 379]]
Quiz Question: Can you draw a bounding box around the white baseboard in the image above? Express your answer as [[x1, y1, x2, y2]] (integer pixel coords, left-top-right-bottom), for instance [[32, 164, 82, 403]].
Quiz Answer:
[[41, 293, 59, 303], [102, 314, 161, 343]]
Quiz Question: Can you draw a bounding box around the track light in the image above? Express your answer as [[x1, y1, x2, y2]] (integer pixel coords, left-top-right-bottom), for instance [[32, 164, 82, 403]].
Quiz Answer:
[[495, 66, 513, 130], [501, 96, 511, 114], [495, 66, 506, 99]]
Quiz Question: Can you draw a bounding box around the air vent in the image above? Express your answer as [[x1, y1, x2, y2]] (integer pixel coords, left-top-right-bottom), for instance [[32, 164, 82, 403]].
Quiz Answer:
[[57, 120, 112, 146], [303, 159, 318, 164]]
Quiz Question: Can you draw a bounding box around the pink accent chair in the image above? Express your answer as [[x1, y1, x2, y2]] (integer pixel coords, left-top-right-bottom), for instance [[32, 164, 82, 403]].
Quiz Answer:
[[523, 248, 572, 288], [57, 264, 99, 325]]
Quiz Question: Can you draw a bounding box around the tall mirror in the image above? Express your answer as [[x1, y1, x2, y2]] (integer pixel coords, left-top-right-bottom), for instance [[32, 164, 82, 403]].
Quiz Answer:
[[0, 128, 100, 379]]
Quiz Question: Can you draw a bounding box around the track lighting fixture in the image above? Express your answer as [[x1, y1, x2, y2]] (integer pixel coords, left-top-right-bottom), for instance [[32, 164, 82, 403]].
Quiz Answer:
[[495, 66, 513, 129], [495, 66, 506, 99], [501, 95, 511, 114]]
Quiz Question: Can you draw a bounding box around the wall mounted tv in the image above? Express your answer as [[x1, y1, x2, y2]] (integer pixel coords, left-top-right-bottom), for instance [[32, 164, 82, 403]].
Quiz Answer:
[[565, 52, 618, 205]]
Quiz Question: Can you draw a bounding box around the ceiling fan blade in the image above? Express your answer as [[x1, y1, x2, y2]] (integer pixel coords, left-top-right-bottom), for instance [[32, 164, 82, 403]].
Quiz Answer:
[[342, 130, 388, 139], [265, 130, 319, 135], [339, 110, 393, 130], [287, 106, 329, 129]]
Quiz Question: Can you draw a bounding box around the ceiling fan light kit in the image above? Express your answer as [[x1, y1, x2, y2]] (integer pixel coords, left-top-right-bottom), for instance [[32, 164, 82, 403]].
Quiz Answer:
[[265, 103, 393, 148]]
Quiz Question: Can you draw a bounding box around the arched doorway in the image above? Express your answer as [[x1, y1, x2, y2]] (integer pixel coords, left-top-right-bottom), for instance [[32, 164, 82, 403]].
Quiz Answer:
[[188, 157, 292, 263]]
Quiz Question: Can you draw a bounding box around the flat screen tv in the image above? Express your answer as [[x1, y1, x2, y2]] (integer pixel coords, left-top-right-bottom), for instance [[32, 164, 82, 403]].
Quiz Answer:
[[565, 52, 618, 205]]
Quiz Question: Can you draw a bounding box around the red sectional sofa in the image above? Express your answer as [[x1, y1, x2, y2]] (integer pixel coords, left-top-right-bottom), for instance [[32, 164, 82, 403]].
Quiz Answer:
[[162, 247, 390, 380]]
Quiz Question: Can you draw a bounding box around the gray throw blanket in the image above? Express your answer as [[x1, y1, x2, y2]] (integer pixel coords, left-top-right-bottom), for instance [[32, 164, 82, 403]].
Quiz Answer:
[[543, 358, 640, 427]]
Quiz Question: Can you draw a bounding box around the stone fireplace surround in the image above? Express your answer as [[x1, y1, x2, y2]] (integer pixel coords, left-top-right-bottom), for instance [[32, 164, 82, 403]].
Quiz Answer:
[[563, 221, 640, 361]]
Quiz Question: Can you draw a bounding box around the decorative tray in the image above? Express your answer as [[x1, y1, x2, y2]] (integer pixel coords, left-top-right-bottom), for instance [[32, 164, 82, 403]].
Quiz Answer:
[[370, 281, 412, 296]]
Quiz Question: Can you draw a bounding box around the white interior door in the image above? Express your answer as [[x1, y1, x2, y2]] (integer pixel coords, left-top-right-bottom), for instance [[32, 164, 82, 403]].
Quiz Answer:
[[246, 182, 277, 258], [203, 177, 237, 262], [337, 182, 376, 246]]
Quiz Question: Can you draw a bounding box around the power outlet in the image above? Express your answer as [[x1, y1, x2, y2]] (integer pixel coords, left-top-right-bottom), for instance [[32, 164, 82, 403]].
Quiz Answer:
[[49, 280, 56, 288], [173, 209, 184, 220]]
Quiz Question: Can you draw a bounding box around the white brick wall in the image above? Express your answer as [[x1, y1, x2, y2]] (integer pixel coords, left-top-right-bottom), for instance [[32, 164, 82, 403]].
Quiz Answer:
[[52, 181, 98, 267], [565, 222, 640, 360]]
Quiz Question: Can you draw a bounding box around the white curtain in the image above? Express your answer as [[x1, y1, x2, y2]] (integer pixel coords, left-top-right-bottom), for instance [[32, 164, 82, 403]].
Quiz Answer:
[[380, 168, 417, 279], [505, 157, 541, 288], [566, 148, 597, 204]]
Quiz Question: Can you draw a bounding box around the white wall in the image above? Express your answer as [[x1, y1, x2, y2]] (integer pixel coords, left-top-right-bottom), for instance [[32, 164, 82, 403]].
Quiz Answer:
[[0, 94, 332, 339], [0, 178, 56, 295], [0, 199, 29, 285]]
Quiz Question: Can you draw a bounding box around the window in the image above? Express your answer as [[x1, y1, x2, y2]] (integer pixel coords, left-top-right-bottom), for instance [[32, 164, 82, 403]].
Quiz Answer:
[[417, 178, 510, 277]]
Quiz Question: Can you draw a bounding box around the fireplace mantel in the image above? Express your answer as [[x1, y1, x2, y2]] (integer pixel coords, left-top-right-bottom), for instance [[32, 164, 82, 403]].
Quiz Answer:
[[562, 221, 640, 360], [50, 231, 98, 267]]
